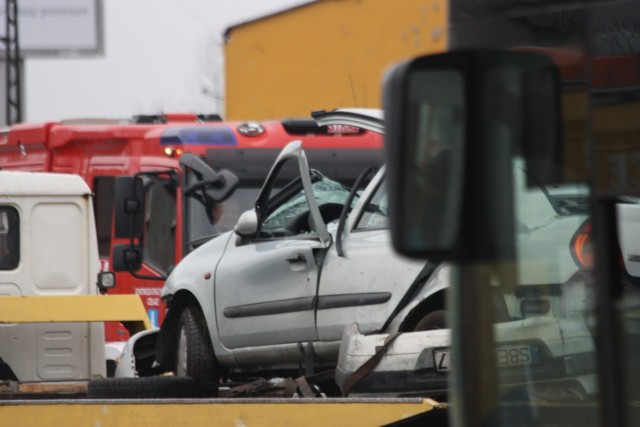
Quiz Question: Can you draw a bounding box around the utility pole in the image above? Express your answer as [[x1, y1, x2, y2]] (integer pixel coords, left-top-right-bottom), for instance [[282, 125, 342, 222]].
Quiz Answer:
[[1, 0, 21, 125]]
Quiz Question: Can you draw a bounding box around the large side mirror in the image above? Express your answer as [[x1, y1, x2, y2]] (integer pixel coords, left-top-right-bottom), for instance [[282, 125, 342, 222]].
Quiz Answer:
[[180, 153, 239, 203], [112, 176, 145, 273], [112, 244, 143, 272], [384, 50, 560, 260], [113, 176, 144, 239]]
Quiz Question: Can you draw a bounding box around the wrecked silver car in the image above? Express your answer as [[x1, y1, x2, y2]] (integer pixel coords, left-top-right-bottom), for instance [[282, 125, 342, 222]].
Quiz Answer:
[[151, 128, 436, 394]]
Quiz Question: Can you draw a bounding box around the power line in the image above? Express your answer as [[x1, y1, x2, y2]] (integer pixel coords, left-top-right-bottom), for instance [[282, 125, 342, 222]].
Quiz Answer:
[[1, 0, 22, 125]]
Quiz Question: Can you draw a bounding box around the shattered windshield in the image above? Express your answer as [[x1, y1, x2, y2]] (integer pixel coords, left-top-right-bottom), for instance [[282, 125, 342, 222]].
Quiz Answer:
[[262, 177, 353, 233]]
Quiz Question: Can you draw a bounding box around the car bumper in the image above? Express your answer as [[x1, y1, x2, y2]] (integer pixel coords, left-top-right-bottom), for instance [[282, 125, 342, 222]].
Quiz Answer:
[[115, 328, 160, 378], [336, 316, 597, 399]]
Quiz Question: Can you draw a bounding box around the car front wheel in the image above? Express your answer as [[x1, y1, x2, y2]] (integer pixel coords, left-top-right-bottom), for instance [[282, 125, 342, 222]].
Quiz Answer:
[[175, 305, 220, 396]]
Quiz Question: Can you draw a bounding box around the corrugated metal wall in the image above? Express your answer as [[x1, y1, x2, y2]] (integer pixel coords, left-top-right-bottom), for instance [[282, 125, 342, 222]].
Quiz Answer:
[[224, 0, 447, 120]]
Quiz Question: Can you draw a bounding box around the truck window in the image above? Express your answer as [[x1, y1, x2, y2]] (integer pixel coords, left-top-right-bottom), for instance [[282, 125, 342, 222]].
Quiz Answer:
[[0, 207, 19, 270], [93, 177, 115, 257]]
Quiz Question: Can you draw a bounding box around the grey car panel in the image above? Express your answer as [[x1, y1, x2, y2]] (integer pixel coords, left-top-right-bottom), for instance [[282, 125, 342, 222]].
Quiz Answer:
[[214, 237, 324, 348]]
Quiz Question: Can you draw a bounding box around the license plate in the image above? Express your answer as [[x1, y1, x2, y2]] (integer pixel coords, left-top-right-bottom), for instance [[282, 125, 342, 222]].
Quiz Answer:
[[433, 344, 540, 372], [496, 344, 541, 367], [433, 349, 452, 372]]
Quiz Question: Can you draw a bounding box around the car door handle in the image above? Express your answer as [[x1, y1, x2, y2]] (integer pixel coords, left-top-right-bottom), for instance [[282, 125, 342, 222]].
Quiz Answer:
[[286, 254, 306, 264]]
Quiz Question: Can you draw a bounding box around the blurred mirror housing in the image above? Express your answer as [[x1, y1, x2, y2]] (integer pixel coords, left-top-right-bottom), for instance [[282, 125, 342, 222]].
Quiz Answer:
[[384, 50, 560, 261]]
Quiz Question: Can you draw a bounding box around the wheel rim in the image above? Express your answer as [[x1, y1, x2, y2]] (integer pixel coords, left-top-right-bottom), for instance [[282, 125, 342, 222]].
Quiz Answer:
[[176, 324, 188, 377], [414, 310, 446, 331]]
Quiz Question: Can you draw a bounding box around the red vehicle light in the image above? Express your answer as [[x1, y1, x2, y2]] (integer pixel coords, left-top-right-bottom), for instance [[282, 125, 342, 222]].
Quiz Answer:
[[570, 218, 628, 272], [327, 124, 362, 135], [571, 220, 593, 269], [163, 147, 184, 157]]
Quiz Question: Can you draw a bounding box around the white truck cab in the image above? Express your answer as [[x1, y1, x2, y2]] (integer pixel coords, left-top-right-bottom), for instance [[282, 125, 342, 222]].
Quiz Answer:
[[0, 171, 106, 384]]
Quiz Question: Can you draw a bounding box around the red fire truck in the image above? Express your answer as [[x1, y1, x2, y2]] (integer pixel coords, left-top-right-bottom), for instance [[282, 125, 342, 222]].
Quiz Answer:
[[0, 113, 383, 372]]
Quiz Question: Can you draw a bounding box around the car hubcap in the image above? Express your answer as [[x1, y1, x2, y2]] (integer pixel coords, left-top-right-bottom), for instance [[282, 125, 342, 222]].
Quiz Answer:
[[176, 325, 188, 376]]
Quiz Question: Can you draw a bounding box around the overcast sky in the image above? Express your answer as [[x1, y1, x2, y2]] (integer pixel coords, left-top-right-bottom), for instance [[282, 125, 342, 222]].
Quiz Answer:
[[23, 0, 309, 122]]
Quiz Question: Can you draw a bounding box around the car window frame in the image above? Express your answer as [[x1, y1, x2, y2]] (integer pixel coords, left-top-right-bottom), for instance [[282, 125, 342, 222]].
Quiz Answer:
[[347, 168, 390, 232], [246, 141, 332, 247], [258, 176, 318, 241], [352, 174, 389, 232]]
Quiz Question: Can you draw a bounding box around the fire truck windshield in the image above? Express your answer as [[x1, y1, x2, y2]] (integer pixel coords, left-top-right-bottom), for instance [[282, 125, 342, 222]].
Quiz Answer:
[[184, 186, 261, 250], [213, 188, 259, 234]]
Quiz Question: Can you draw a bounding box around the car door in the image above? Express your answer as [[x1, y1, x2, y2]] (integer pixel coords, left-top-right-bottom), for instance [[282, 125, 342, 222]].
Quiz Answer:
[[214, 141, 333, 349], [317, 169, 426, 340]]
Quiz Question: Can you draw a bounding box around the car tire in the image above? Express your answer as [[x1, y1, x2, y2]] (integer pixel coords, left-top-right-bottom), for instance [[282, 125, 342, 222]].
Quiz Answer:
[[413, 310, 447, 331], [87, 376, 213, 398], [175, 305, 221, 396]]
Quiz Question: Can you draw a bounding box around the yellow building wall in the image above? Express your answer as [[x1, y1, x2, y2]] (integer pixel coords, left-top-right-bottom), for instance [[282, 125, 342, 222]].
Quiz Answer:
[[224, 0, 448, 120]]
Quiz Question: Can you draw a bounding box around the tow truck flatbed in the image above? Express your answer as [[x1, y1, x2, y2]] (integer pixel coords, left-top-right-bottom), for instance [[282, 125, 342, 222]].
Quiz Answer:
[[0, 295, 446, 426], [0, 397, 444, 426]]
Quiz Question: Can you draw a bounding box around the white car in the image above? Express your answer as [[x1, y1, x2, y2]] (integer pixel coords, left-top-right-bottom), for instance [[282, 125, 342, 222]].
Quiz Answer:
[[149, 109, 593, 398], [152, 116, 437, 393]]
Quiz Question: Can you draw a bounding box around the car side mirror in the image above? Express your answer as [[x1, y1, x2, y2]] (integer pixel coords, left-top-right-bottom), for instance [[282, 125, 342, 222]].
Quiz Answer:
[[234, 210, 259, 237]]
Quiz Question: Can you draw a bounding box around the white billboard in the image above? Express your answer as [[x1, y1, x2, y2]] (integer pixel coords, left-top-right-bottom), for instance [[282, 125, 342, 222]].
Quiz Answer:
[[0, 0, 103, 55]]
